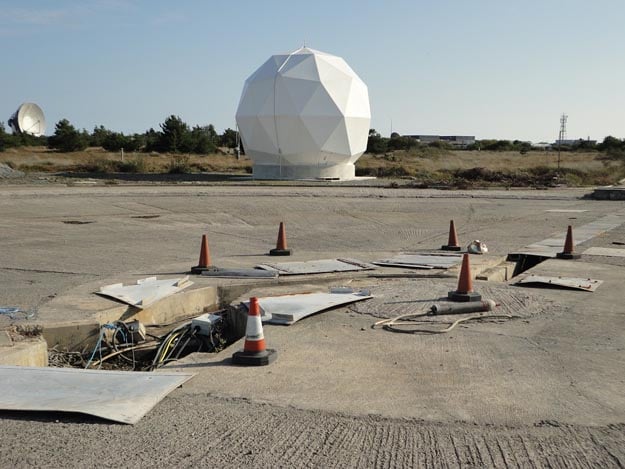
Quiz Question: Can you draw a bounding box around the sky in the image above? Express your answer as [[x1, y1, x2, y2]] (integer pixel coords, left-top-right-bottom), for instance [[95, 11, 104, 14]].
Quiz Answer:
[[1, 0, 624, 142]]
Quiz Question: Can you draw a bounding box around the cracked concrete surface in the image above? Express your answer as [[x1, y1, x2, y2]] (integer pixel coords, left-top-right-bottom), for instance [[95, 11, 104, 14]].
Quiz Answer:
[[1, 184, 624, 467]]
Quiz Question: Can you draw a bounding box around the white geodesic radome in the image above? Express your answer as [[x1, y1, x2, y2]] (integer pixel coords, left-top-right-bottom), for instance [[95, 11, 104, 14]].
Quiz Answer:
[[235, 47, 370, 180]]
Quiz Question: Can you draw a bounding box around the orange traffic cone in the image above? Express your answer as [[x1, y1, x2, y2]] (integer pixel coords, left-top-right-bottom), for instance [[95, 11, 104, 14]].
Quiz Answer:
[[269, 222, 292, 256], [232, 297, 277, 366], [441, 220, 461, 251], [448, 253, 482, 302], [556, 225, 581, 260], [191, 234, 218, 274]]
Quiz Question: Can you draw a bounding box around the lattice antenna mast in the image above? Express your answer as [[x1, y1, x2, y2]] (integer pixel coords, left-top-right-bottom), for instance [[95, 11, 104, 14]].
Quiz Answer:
[[557, 113, 568, 170]]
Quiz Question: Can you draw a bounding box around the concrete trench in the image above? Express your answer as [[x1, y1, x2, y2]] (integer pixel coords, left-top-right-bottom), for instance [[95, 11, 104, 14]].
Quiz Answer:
[[3, 253, 522, 370]]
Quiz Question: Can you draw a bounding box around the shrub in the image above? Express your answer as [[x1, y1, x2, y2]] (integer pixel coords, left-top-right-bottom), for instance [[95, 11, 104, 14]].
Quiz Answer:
[[168, 154, 191, 174]]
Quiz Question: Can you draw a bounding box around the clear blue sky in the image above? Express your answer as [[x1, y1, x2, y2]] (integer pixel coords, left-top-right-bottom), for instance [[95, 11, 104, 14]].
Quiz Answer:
[[1, 0, 623, 142]]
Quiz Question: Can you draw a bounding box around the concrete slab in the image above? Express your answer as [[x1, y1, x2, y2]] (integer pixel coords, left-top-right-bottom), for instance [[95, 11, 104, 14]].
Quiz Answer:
[[0, 337, 47, 367], [170, 260, 625, 427], [512, 209, 625, 257], [584, 246, 625, 257], [0, 184, 624, 466]]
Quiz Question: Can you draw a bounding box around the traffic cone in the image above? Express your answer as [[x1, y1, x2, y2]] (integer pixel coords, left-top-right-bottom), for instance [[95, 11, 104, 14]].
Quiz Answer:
[[269, 222, 292, 256], [448, 253, 482, 302], [556, 225, 581, 260], [441, 220, 462, 251], [232, 297, 277, 366], [191, 234, 218, 274]]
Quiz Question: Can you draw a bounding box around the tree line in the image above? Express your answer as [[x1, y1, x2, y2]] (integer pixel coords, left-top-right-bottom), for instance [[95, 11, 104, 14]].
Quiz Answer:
[[366, 129, 625, 157], [0, 116, 239, 154]]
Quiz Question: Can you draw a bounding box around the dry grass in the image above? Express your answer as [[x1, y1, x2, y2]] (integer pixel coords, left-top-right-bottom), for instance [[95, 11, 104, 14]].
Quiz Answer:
[[0, 146, 251, 174], [357, 149, 611, 173], [356, 149, 625, 186], [2, 146, 623, 186]]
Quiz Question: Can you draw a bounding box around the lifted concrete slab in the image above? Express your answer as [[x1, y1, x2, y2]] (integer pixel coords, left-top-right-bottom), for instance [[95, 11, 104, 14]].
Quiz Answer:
[[514, 274, 602, 292]]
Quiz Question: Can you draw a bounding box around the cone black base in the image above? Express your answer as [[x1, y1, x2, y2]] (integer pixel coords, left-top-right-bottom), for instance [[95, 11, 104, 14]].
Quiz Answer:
[[232, 348, 277, 366], [441, 245, 462, 251], [190, 265, 220, 275], [556, 252, 581, 260], [448, 291, 482, 302], [269, 248, 292, 256]]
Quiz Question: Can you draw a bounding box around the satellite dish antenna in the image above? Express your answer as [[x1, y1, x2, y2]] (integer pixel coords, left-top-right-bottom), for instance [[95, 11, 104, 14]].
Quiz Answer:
[[8, 103, 46, 137]]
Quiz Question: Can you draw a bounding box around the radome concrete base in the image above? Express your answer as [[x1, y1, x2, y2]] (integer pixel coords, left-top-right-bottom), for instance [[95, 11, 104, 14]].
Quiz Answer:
[[252, 162, 356, 180]]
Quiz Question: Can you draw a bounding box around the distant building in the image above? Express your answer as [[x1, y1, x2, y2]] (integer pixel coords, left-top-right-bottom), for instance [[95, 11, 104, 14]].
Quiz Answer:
[[554, 138, 597, 146], [405, 134, 476, 149]]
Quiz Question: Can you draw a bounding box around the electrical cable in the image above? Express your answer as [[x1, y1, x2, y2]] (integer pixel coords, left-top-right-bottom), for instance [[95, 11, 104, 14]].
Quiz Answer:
[[90, 342, 159, 368], [373, 311, 517, 334]]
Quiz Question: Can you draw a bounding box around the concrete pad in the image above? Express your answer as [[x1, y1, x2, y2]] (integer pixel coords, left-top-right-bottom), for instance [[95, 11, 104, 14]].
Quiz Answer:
[[170, 261, 625, 427], [0, 337, 48, 367], [584, 246, 625, 257]]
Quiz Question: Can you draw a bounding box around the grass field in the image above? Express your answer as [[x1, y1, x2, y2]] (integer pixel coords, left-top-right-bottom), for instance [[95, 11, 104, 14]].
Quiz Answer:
[[1, 146, 624, 187]]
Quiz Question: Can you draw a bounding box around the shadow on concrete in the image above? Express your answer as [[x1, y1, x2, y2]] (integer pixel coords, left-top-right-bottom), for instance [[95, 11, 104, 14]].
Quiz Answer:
[[58, 172, 252, 183], [169, 357, 232, 369], [0, 410, 111, 426]]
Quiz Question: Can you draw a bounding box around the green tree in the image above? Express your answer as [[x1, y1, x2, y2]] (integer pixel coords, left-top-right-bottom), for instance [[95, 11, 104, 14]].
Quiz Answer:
[[0, 122, 16, 151], [366, 129, 388, 154], [48, 119, 88, 152], [91, 125, 112, 147], [143, 128, 160, 152], [220, 128, 238, 149], [206, 124, 219, 146], [597, 136, 623, 151], [190, 126, 217, 154], [387, 134, 418, 151], [157, 115, 192, 153]]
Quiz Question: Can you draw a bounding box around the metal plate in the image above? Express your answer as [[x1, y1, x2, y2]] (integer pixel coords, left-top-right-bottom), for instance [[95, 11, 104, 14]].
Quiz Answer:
[[97, 276, 193, 309], [0, 366, 194, 424], [515, 274, 602, 292], [373, 253, 462, 270], [244, 290, 373, 325], [256, 258, 375, 275], [583, 247, 625, 258]]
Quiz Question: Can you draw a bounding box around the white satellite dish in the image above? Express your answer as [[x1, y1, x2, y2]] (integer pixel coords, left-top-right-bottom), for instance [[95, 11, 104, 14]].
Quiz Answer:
[[8, 103, 46, 137]]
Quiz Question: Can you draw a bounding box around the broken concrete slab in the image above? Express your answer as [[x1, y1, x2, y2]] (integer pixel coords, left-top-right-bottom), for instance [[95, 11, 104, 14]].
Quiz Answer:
[[243, 289, 373, 325], [514, 274, 603, 292], [0, 365, 194, 424], [97, 276, 193, 309], [256, 258, 375, 275]]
